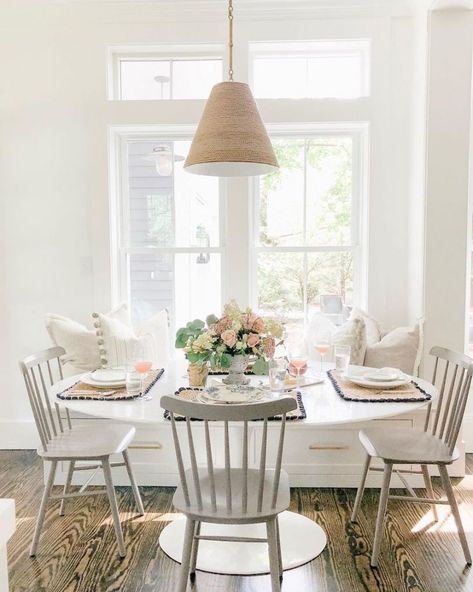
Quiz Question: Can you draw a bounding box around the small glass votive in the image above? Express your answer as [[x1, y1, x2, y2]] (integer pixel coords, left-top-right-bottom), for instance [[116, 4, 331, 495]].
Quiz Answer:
[[334, 345, 351, 374], [125, 369, 141, 396]]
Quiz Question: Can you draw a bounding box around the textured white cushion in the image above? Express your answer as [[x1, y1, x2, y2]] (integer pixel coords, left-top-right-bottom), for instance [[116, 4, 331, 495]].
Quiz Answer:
[[93, 304, 170, 369], [349, 307, 381, 346], [306, 313, 367, 365], [364, 322, 423, 375], [332, 317, 367, 365], [45, 314, 101, 377]]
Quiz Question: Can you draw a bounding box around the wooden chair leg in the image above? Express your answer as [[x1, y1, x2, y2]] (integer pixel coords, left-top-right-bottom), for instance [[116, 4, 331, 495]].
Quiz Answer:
[[30, 460, 58, 556], [266, 519, 281, 592], [122, 450, 144, 516], [275, 516, 283, 582], [351, 453, 371, 522], [178, 518, 195, 592], [439, 464, 472, 565], [371, 462, 393, 568], [102, 458, 126, 558], [189, 521, 201, 583], [421, 464, 438, 522], [59, 460, 75, 516]]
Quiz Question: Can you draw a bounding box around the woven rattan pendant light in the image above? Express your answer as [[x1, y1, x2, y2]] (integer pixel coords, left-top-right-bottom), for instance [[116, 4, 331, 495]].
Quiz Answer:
[[184, 0, 279, 177]]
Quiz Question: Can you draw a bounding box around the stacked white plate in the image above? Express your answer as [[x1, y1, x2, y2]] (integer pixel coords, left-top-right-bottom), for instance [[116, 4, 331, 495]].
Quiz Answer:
[[81, 369, 126, 389], [199, 384, 266, 404], [342, 367, 410, 390]]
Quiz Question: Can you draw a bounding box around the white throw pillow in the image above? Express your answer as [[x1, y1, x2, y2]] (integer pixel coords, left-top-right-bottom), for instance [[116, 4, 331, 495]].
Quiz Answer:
[[364, 322, 423, 375], [93, 304, 170, 369], [332, 317, 367, 365], [45, 313, 101, 377], [349, 307, 381, 346]]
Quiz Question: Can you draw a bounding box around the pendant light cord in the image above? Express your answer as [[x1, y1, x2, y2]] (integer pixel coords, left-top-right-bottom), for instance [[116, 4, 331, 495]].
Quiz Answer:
[[228, 0, 234, 81]]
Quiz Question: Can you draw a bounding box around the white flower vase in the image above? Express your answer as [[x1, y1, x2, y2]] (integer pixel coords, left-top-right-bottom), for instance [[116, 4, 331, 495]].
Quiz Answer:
[[222, 355, 250, 385]]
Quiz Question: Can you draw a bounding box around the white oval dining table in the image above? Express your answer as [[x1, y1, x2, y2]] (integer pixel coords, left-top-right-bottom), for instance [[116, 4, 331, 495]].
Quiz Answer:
[[51, 360, 436, 576]]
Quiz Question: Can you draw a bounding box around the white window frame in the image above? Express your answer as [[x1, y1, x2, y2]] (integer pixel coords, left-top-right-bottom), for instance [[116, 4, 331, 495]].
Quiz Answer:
[[249, 122, 369, 323], [108, 124, 227, 334], [107, 44, 225, 100], [249, 39, 371, 98]]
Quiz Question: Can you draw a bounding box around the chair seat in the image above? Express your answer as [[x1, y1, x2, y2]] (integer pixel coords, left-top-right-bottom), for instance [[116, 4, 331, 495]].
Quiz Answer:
[[359, 427, 459, 465], [38, 423, 136, 459], [173, 467, 290, 524]]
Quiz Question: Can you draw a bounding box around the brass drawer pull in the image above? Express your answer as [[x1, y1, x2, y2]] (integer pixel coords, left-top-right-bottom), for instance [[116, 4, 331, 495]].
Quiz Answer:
[[309, 444, 349, 451], [128, 442, 162, 450]]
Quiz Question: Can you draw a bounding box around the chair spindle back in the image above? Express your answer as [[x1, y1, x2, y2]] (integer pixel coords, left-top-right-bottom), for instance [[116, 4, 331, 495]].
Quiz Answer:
[[19, 346, 71, 452], [161, 396, 297, 514], [424, 346, 473, 454]]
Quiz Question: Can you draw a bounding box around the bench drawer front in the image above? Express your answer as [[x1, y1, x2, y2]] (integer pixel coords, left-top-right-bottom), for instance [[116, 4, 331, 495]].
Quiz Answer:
[[253, 420, 412, 475]]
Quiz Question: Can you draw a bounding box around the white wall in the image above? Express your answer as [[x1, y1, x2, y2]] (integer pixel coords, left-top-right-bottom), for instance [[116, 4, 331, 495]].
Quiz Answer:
[[0, 1, 427, 446], [422, 9, 473, 446]]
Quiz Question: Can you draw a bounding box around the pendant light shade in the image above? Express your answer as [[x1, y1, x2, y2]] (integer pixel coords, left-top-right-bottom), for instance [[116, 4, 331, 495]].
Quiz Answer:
[[184, 0, 279, 177], [184, 82, 278, 177]]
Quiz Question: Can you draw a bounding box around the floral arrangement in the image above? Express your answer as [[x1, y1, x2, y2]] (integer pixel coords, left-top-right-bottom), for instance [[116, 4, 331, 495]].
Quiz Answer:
[[175, 300, 284, 374]]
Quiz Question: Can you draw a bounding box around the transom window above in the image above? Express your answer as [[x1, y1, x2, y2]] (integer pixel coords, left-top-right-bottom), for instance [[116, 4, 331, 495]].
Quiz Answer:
[[108, 46, 223, 100], [250, 40, 370, 99]]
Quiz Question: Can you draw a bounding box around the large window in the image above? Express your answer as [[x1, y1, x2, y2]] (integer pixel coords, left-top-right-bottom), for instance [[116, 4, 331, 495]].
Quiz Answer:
[[113, 135, 223, 329], [253, 130, 365, 331], [250, 40, 370, 99]]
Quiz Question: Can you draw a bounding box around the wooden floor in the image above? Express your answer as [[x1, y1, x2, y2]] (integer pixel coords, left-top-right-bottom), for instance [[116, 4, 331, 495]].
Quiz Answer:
[[3, 451, 473, 592]]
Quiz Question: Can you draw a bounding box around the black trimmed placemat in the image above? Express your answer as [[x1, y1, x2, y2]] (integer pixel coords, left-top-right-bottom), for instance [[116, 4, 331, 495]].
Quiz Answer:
[[164, 387, 306, 421], [208, 369, 255, 375], [57, 368, 165, 401], [327, 370, 431, 403]]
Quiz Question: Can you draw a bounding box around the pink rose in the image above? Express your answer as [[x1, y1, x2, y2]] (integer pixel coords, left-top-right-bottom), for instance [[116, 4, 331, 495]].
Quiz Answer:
[[253, 317, 265, 333], [221, 329, 237, 348], [241, 312, 258, 330], [247, 333, 260, 348], [213, 315, 232, 335]]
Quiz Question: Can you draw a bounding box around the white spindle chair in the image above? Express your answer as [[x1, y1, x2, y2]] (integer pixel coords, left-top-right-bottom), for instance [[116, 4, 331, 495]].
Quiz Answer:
[[20, 346, 144, 558], [160, 395, 298, 592], [351, 346, 473, 567]]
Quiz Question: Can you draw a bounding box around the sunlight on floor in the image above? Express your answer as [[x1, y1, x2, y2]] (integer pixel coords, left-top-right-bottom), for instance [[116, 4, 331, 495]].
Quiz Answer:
[[411, 475, 473, 534]]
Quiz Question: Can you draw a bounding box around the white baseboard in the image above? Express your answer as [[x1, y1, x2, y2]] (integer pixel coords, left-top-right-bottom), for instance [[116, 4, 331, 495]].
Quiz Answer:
[[0, 421, 39, 449]]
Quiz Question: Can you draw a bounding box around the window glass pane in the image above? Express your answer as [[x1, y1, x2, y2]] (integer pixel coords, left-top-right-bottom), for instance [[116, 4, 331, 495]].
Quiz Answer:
[[251, 40, 369, 99], [258, 139, 305, 247], [306, 252, 353, 316], [307, 54, 364, 98], [257, 252, 304, 327], [306, 137, 353, 246], [129, 253, 174, 324], [129, 253, 221, 329], [127, 140, 220, 248], [172, 60, 222, 99], [253, 58, 307, 99], [120, 61, 171, 100], [258, 137, 353, 248], [119, 58, 222, 100], [174, 253, 221, 330]]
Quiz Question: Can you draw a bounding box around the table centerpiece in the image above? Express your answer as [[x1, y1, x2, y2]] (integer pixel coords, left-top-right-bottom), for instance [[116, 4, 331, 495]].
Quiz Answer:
[[175, 300, 284, 386]]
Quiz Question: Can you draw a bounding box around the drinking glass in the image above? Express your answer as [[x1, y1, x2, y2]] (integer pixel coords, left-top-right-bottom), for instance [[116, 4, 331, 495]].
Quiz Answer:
[[125, 368, 142, 397], [134, 359, 152, 399], [335, 345, 351, 375], [269, 358, 288, 394], [314, 341, 330, 378], [288, 347, 308, 387]]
